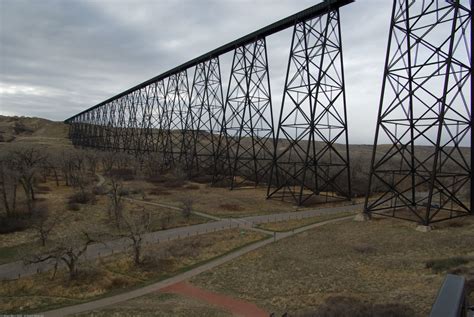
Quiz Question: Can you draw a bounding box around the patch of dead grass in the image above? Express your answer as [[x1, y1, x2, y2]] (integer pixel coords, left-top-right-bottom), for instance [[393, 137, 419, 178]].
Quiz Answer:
[[191, 216, 474, 316]]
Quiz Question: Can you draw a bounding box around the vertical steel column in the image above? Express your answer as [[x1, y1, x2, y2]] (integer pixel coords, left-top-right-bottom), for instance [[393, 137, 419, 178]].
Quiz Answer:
[[364, 0, 472, 225], [268, 9, 351, 205]]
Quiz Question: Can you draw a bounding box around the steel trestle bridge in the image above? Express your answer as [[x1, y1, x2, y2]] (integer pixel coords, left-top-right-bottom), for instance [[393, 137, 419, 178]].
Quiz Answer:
[[66, 0, 472, 226]]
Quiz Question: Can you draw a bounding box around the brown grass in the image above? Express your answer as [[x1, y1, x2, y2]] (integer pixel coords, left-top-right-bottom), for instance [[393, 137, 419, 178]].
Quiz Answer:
[[0, 228, 267, 314], [124, 178, 360, 218], [0, 178, 209, 264], [191, 216, 474, 316]]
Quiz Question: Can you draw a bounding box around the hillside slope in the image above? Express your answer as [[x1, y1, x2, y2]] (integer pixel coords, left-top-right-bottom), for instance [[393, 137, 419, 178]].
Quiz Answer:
[[0, 115, 70, 147]]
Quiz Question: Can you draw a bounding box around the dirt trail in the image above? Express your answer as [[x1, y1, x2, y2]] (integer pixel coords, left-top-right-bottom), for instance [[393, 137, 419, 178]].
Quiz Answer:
[[162, 281, 268, 317]]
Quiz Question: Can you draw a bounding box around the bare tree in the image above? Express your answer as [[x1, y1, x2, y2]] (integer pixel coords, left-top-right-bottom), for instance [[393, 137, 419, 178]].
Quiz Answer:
[[84, 150, 99, 174], [0, 157, 19, 217], [108, 177, 124, 227], [10, 147, 48, 213], [26, 231, 96, 280], [118, 209, 151, 265], [101, 151, 117, 176], [181, 198, 193, 222], [30, 203, 62, 246]]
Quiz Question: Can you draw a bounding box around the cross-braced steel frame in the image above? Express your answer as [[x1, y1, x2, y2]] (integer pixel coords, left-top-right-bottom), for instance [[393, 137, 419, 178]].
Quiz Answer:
[[185, 58, 225, 174], [66, 0, 353, 193], [215, 39, 275, 188], [364, 0, 472, 225], [267, 8, 351, 205]]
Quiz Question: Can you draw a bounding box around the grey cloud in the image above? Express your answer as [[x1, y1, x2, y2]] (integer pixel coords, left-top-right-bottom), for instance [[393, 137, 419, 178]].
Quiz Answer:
[[1, 0, 396, 143]]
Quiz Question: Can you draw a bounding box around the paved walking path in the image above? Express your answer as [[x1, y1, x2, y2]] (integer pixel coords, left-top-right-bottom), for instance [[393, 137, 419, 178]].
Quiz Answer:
[[41, 215, 354, 317], [0, 202, 362, 280]]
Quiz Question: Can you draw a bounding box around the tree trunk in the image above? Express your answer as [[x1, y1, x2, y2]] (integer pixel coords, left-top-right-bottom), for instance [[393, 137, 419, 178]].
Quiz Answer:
[[134, 242, 141, 265], [1, 183, 10, 216]]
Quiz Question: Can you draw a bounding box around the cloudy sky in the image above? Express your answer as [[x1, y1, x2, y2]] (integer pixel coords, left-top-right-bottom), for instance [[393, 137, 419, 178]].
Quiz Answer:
[[0, 0, 393, 144]]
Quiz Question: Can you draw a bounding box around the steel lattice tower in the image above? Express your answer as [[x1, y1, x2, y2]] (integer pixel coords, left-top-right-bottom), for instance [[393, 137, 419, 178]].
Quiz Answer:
[[185, 58, 225, 173], [216, 38, 275, 188], [364, 0, 472, 225], [161, 71, 190, 166], [268, 8, 351, 205]]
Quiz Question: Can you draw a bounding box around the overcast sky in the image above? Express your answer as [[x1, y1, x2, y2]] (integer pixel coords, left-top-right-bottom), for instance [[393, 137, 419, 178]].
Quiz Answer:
[[0, 0, 393, 144]]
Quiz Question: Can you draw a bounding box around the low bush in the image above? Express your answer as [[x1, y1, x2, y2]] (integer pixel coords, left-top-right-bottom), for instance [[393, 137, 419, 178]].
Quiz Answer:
[[425, 256, 470, 273], [118, 189, 129, 196], [68, 203, 81, 211], [148, 189, 171, 196], [68, 192, 96, 205], [184, 184, 200, 190], [147, 175, 166, 184], [192, 174, 214, 184], [0, 216, 31, 234], [166, 179, 185, 188], [109, 168, 135, 181], [298, 296, 414, 317], [92, 185, 107, 196]]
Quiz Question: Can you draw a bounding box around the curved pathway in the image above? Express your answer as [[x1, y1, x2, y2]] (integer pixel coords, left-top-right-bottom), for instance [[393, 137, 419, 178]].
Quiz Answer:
[[41, 215, 354, 317]]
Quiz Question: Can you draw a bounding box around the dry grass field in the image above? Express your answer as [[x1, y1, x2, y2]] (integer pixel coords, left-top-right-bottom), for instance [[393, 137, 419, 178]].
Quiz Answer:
[[191, 216, 474, 316], [0, 115, 71, 149], [0, 228, 267, 314], [123, 177, 362, 218]]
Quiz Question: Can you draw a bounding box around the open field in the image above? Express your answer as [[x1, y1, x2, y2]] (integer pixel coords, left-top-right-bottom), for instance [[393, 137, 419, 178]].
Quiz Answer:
[[123, 177, 364, 218], [0, 228, 267, 314], [191, 216, 474, 316]]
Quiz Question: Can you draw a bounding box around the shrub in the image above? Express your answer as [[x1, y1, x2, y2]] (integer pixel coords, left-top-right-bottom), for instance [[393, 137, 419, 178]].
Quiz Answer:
[[184, 184, 200, 190], [192, 174, 214, 184], [425, 257, 470, 273], [92, 185, 107, 196], [166, 179, 185, 188], [148, 188, 171, 196], [68, 192, 96, 205], [109, 276, 132, 289], [109, 168, 135, 181], [181, 198, 193, 221], [0, 216, 31, 234], [118, 188, 130, 196], [298, 296, 414, 317], [68, 203, 81, 211]]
